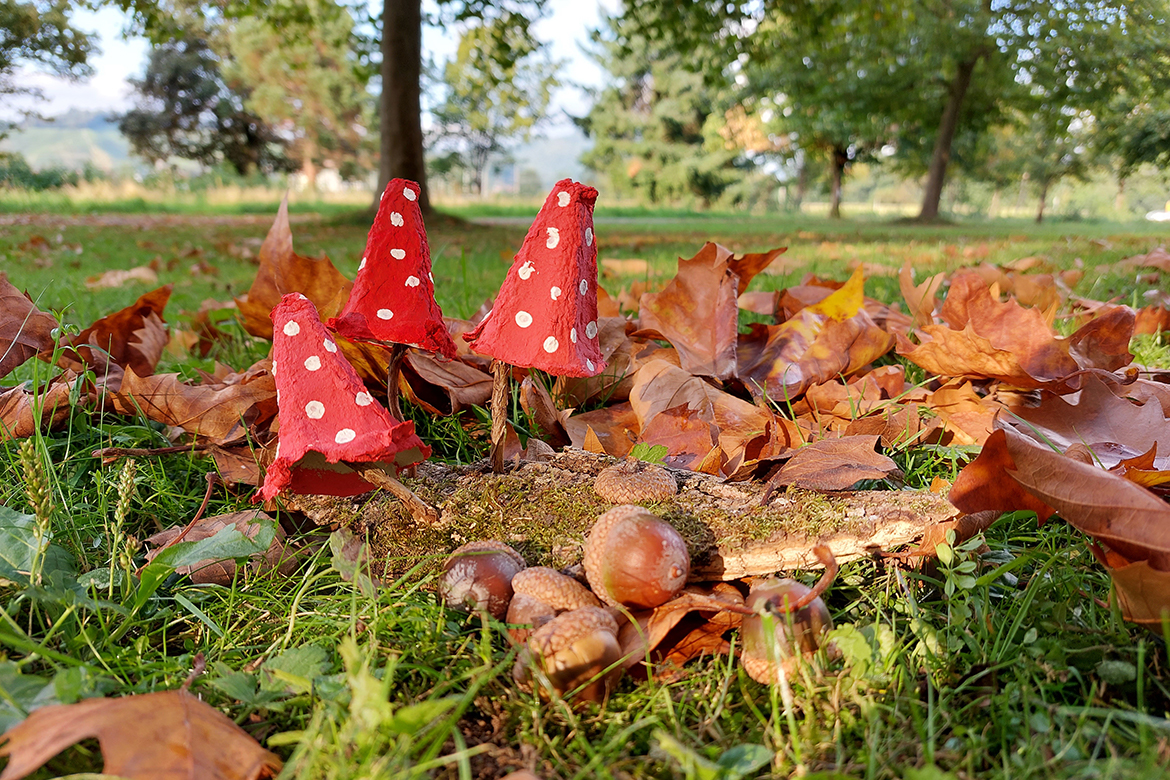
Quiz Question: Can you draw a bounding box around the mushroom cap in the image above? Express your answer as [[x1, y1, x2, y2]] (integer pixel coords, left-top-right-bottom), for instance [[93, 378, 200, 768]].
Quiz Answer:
[[258, 293, 429, 501], [327, 179, 457, 358], [463, 179, 606, 377], [511, 566, 600, 612], [594, 461, 678, 504]]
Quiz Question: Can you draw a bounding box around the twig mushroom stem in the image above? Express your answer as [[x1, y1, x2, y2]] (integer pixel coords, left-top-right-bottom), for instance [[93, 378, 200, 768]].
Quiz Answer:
[[345, 461, 437, 524], [489, 359, 510, 473]]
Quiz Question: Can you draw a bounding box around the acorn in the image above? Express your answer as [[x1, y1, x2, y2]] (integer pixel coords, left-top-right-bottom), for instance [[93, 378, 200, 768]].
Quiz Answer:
[[583, 505, 690, 610], [505, 592, 558, 644], [512, 566, 601, 612], [739, 578, 832, 684], [438, 540, 526, 620], [513, 606, 623, 703], [594, 460, 677, 504]]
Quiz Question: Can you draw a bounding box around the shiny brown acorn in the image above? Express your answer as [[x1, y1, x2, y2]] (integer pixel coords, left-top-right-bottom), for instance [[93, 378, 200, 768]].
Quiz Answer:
[[739, 578, 832, 684], [583, 505, 690, 610], [438, 540, 526, 620]]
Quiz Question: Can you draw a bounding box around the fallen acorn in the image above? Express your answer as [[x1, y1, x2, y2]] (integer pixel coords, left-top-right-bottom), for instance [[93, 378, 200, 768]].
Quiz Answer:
[[438, 540, 526, 620], [513, 606, 624, 703], [583, 505, 690, 610], [507, 566, 603, 644], [594, 460, 677, 504], [506, 592, 559, 644]]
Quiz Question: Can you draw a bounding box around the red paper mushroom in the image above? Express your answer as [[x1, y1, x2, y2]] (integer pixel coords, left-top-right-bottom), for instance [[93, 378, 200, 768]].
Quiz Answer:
[[327, 178, 457, 418], [260, 293, 435, 519], [464, 179, 606, 470]]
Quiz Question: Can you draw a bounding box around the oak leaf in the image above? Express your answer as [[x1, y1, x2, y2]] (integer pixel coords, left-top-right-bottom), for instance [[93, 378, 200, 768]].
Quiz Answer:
[[0, 274, 58, 381], [0, 689, 282, 780], [618, 584, 745, 677], [234, 197, 353, 339]]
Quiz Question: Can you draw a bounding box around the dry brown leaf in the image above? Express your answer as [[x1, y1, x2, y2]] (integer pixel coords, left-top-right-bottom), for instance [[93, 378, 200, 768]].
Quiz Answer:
[[728, 247, 787, 295], [0, 689, 282, 780], [401, 350, 492, 415], [1094, 554, 1170, 628], [899, 261, 945, 329], [926, 380, 999, 446], [55, 285, 172, 391], [619, 583, 745, 676], [1136, 305, 1170, 335], [565, 403, 638, 457], [234, 197, 353, 339], [1002, 425, 1170, 569], [948, 428, 1055, 522], [638, 404, 721, 472], [144, 511, 297, 585], [520, 375, 571, 448], [637, 242, 740, 380], [0, 377, 77, 441], [1118, 245, 1170, 273], [0, 274, 58, 381], [766, 435, 898, 491], [110, 365, 277, 444], [553, 317, 638, 406], [85, 265, 160, 290]]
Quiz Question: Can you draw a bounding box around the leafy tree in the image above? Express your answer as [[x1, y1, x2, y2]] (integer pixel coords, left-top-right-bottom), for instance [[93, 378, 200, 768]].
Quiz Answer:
[[0, 0, 95, 136], [225, 0, 374, 189], [429, 12, 559, 195], [118, 36, 292, 175], [579, 12, 762, 209]]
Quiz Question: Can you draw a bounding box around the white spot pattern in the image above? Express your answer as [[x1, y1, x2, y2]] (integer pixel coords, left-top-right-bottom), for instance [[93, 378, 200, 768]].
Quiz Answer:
[[543, 336, 559, 353], [305, 401, 325, 419], [323, 339, 337, 353], [579, 279, 588, 295], [405, 276, 420, 287], [377, 309, 393, 320], [586, 321, 598, 339], [304, 356, 321, 371], [336, 428, 356, 444], [550, 286, 562, 300], [283, 321, 301, 336], [403, 187, 417, 201], [390, 248, 406, 260], [355, 392, 373, 406], [585, 227, 593, 246], [570, 327, 578, 343], [390, 212, 404, 227], [518, 260, 535, 280], [546, 227, 560, 249], [515, 311, 533, 328], [359, 257, 367, 270], [557, 191, 570, 207], [586, 359, 595, 372]]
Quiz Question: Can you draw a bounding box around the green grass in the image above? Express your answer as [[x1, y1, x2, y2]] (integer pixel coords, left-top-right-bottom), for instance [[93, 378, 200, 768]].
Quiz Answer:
[[3, 202, 1170, 778]]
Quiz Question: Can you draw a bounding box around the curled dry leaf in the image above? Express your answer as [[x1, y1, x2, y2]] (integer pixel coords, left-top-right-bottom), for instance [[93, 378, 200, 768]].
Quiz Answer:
[[948, 428, 1055, 522], [0, 689, 282, 780], [55, 284, 172, 391], [0, 273, 58, 381], [234, 196, 353, 339], [637, 242, 742, 380], [401, 349, 492, 415], [618, 583, 746, 676], [0, 376, 77, 441]]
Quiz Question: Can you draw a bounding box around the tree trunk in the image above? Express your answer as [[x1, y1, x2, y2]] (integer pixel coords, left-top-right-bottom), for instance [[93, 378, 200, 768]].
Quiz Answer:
[[829, 146, 847, 219], [791, 155, 808, 211], [1035, 179, 1051, 224], [917, 56, 980, 222], [379, 0, 430, 212], [1115, 175, 1127, 216], [988, 186, 1000, 219]]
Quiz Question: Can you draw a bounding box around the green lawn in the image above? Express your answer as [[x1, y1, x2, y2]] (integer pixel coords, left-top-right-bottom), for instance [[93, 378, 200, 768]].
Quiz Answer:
[[2, 203, 1169, 779]]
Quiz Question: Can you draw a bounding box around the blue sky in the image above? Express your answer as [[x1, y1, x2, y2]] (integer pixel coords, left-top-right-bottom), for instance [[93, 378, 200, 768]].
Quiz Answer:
[[6, 1, 611, 129]]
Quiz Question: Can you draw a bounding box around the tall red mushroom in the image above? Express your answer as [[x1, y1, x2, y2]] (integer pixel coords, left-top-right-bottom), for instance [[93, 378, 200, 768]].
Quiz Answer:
[[260, 293, 435, 520], [464, 179, 606, 470], [327, 178, 457, 419]]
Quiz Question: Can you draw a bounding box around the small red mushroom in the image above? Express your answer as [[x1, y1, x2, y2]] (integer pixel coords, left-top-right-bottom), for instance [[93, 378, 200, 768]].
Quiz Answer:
[[259, 293, 435, 521], [327, 178, 457, 419], [464, 179, 606, 471]]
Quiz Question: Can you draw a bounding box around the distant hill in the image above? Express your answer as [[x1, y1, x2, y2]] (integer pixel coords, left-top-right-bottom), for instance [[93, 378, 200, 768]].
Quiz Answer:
[[1, 109, 133, 172]]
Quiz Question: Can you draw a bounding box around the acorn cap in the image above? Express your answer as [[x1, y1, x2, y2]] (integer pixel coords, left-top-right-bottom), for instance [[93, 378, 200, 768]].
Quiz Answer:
[[594, 461, 677, 504], [463, 179, 606, 377], [528, 606, 619, 657], [512, 566, 601, 612], [327, 178, 457, 358], [258, 293, 429, 501]]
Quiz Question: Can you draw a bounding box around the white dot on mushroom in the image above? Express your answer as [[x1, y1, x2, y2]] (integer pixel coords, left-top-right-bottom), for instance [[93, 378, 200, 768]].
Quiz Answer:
[[586, 227, 594, 246], [403, 187, 416, 201], [557, 191, 570, 207], [390, 212, 404, 227], [405, 276, 420, 287], [336, 428, 356, 444], [323, 339, 337, 353], [283, 321, 300, 336], [515, 311, 533, 328], [579, 279, 587, 295], [305, 400, 325, 419], [304, 356, 321, 371], [586, 321, 598, 339], [518, 260, 534, 280], [377, 309, 393, 320], [543, 336, 559, 353], [586, 359, 595, 372], [571, 327, 578, 343], [550, 286, 562, 300], [355, 392, 373, 406], [358, 257, 367, 270], [390, 248, 406, 260], [546, 227, 560, 249]]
